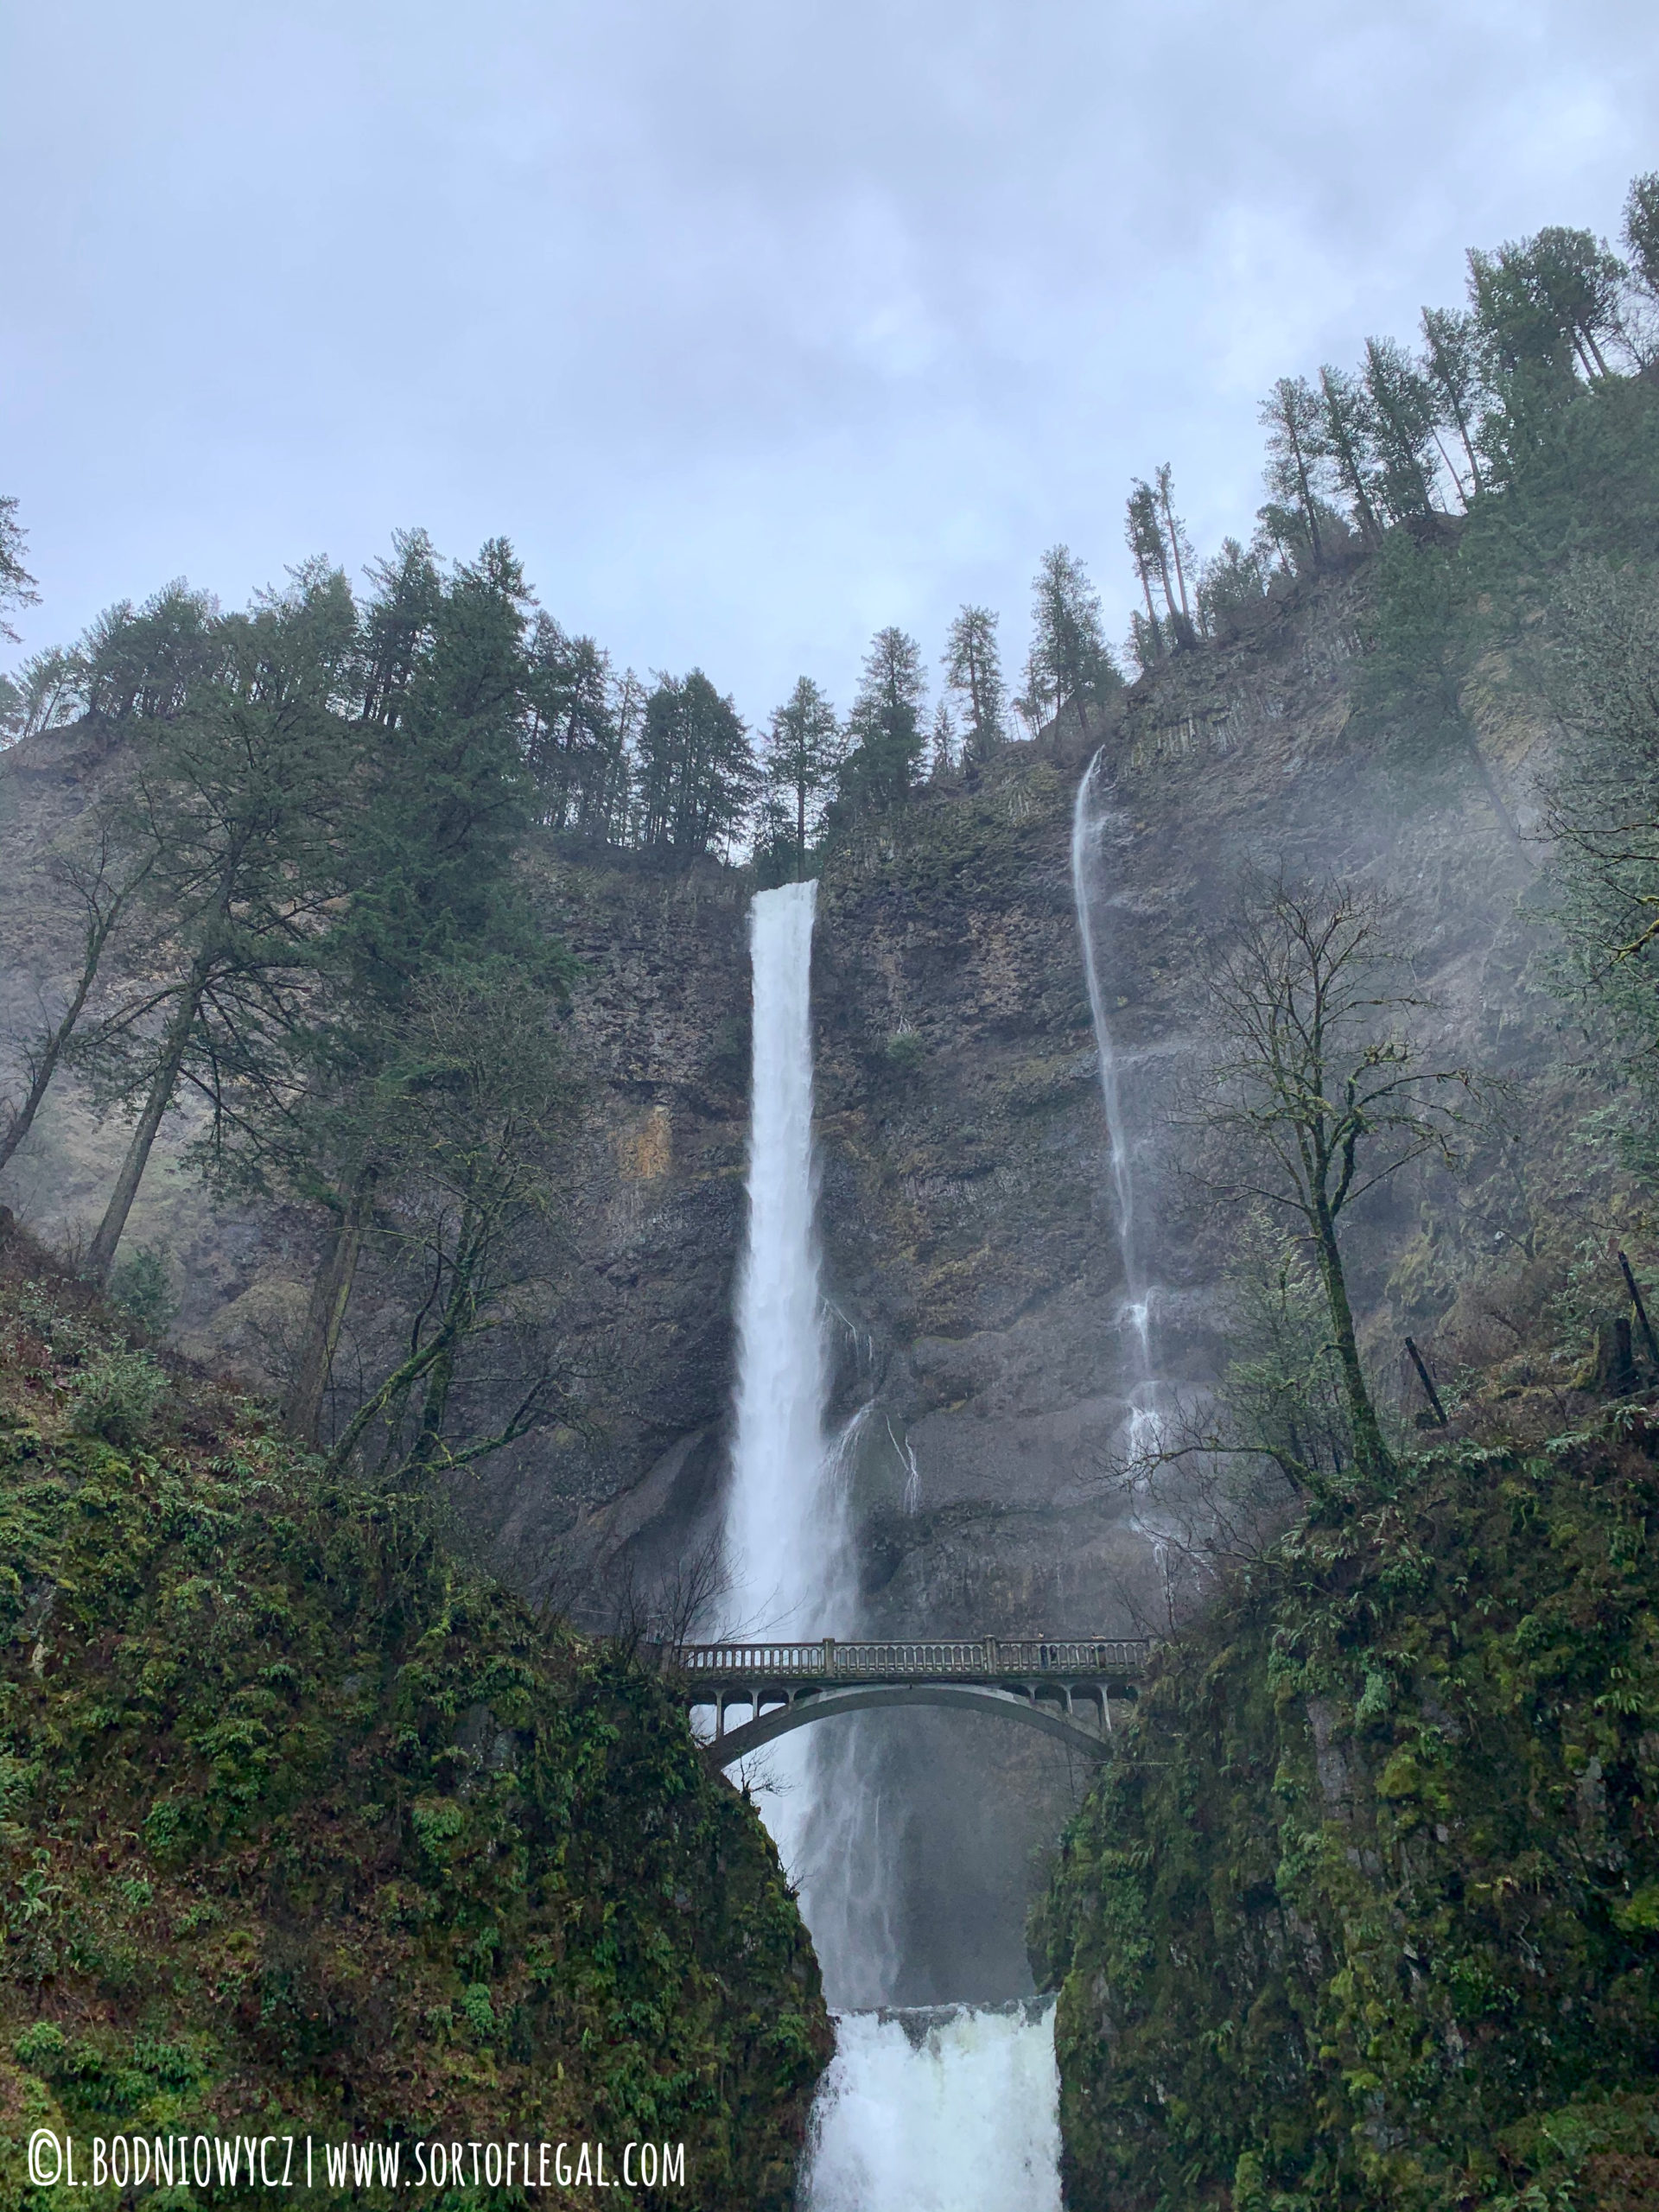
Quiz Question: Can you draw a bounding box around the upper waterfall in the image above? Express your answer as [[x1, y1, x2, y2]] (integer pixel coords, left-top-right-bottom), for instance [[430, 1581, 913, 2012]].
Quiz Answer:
[[723, 876, 852, 1638]]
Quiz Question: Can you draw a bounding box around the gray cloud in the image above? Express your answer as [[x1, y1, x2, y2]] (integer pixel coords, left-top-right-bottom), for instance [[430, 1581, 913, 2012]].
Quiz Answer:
[[4, 0, 1656, 719]]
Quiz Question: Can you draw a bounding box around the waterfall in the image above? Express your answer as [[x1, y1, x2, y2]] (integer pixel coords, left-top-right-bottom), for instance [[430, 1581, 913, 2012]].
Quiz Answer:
[[723, 878, 853, 1641], [1071, 749, 1160, 1447], [723, 880, 1065, 2212], [803, 2003, 1063, 2212]]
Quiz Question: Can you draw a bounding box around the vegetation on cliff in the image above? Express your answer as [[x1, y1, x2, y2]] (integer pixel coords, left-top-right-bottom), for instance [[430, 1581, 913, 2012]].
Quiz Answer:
[[0, 1221, 830, 2209], [1033, 1414, 1659, 2211], [1034, 170, 1659, 2212]]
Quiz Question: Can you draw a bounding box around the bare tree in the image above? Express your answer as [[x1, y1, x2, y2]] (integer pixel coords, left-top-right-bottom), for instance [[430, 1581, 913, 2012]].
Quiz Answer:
[[0, 815, 153, 1174], [1195, 877, 1471, 1481], [321, 967, 582, 1489]]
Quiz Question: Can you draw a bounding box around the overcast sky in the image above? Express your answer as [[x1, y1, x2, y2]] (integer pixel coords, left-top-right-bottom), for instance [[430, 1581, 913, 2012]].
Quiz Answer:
[[3, 1, 1656, 724]]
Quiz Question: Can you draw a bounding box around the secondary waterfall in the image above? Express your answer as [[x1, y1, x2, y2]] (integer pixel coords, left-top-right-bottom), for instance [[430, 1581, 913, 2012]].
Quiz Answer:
[[1071, 749, 1160, 1452], [723, 881, 1064, 2212]]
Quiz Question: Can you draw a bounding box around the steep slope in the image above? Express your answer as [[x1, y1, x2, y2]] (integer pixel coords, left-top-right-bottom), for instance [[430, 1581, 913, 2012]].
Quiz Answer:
[[1033, 1413, 1659, 2212], [0, 1217, 830, 2209]]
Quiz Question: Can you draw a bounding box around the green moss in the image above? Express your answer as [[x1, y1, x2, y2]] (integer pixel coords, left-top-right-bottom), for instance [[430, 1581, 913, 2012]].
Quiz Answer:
[[1033, 1418, 1659, 2212], [0, 1260, 830, 2209]]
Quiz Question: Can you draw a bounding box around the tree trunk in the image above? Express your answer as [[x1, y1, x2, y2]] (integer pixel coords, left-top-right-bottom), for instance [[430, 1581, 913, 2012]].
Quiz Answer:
[[86, 980, 203, 1285], [285, 1166, 376, 1444], [0, 1018, 81, 1177], [1292, 442, 1324, 569], [1312, 1198, 1391, 1479], [410, 1339, 458, 1474], [0, 898, 128, 1175]]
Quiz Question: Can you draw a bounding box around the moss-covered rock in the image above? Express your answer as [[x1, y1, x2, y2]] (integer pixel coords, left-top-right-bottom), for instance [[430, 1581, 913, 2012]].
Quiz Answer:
[[1033, 1416, 1659, 2211], [0, 1240, 830, 2209]]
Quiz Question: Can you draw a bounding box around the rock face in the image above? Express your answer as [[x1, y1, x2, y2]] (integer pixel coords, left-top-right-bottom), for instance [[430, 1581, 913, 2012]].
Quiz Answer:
[[0, 565, 1560, 2004]]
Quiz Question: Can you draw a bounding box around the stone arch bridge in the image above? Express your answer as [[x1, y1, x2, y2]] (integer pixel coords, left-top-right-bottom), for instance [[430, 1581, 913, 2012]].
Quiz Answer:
[[664, 1637, 1152, 1768]]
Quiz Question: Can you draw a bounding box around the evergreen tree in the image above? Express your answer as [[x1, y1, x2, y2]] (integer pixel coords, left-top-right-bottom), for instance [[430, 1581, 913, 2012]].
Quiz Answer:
[[3, 647, 84, 743], [0, 495, 39, 645], [186, 537, 555, 1440], [1258, 377, 1330, 572], [81, 561, 362, 1284], [1420, 306, 1488, 499], [1125, 483, 1171, 668], [1317, 365, 1384, 546], [1125, 472, 1197, 659], [762, 675, 841, 873], [1196, 537, 1272, 640], [942, 605, 1007, 762], [524, 616, 629, 839], [838, 627, 927, 812], [1363, 335, 1440, 520], [1027, 547, 1117, 737], [636, 671, 756, 855], [1624, 173, 1659, 311], [356, 528, 442, 733], [1464, 228, 1627, 469], [343, 537, 537, 999], [926, 699, 957, 780], [1154, 465, 1197, 639]]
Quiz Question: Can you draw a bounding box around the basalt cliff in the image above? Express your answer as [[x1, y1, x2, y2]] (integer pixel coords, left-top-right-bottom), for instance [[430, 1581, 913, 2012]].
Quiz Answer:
[[1, 557, 1566, 2011]]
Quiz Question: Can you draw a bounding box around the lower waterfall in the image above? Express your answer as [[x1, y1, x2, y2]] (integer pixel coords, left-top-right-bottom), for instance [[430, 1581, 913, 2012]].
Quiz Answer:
[[721, 882, 1063, 2212], [803, 2003, 1063, 2212]]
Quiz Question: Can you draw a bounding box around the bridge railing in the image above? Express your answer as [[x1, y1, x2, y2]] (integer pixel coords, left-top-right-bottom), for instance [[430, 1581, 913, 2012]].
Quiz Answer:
[[663, 1636, 1152, 1682]]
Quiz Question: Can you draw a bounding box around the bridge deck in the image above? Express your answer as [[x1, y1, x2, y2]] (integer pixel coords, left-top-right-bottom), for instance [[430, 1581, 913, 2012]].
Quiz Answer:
[[663, 1636, 1152, 1687]]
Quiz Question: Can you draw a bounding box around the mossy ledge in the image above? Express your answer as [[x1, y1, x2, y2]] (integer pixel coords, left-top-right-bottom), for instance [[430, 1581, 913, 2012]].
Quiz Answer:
[[1032, 1420, 1659, 2212], [0, 1219, 830, 2209]]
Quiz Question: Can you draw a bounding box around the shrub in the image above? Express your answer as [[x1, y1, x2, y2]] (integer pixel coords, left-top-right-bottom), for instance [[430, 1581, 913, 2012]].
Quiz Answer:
[[108, 1244, 178, 1336], [68, 1349, 167, 1446]]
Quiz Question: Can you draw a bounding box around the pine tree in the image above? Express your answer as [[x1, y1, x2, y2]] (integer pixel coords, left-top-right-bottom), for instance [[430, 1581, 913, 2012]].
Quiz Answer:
[[357, 528, 442, 733], [1125, 473, 1198, 658], [82, 562, 363, 1283], [211, 537, 552, 1440], [1624, 174, 1659, 307], [840, 627, 927, 811], [0, 496, 39, 645], [1124, 483, 1170, 667], [926, 699, 957, 780], [1259, 378, 1329, 572], [1028, 547, 1117, 737], [636, 671, 757, 855], [1420, 307, 1487, 499], [942, 606, 1007, 762], [1363, 336, 1440, 520], [524, 617, 628, 838], [762, 676, 841, 872], [1155, 466, 1198, 640], [1317, 365, 1384, 546], [1196, 538, 1272, 640]]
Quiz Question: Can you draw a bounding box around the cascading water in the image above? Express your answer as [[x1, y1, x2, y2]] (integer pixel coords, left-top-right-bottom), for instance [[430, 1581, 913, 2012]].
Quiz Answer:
[[803, 2003, 1063, 2212], [722, 880, 1064, 2211], [1071, 748, 1163, 1458], [722, 878, 852, 1645]]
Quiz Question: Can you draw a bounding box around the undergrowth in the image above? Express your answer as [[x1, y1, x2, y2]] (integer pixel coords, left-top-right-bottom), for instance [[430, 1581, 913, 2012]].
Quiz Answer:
[[1033, 1414, 1659, 2212], [0, 1228, 829, 2209]]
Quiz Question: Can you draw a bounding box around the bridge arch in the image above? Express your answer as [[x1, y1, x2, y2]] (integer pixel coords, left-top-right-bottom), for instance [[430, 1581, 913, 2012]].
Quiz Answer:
[[667, 1636, 1149, 1772], [703, 1681, 1115, 1766]]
